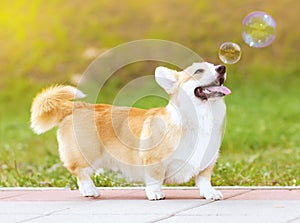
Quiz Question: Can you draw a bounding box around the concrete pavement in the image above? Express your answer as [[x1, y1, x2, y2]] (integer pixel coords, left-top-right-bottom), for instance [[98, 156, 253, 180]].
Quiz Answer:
[[0, 187, 299, 223]]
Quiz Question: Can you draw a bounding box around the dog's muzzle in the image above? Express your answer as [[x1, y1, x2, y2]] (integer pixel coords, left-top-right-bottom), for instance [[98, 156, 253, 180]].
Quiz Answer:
[[194, 65, 231, 100]]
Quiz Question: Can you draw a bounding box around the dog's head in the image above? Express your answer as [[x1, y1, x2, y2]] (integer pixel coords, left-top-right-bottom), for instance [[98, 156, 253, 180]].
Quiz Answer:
[[155, 62, 231, 102]]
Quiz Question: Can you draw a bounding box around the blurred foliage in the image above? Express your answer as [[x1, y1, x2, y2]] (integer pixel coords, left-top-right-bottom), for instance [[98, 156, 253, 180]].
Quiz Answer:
[[0, 0, 300, 82]]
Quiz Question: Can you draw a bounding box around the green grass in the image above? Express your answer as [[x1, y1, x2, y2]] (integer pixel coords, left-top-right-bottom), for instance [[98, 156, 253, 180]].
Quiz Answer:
[[214, 147, 300, 186], [0, 0, 300, 188]]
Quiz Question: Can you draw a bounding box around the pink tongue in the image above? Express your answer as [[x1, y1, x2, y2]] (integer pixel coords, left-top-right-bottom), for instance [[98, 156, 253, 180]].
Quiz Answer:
[[206, 86, 231, 95]]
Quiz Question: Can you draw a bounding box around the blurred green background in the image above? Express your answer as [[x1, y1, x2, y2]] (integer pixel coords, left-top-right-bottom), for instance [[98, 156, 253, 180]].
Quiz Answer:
[[0, 0, 299, 187]]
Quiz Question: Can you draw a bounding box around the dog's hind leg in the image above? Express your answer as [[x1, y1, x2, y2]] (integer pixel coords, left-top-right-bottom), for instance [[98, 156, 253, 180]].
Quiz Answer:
[[68, 166, 100, 198], [195, 163, 223, 200]]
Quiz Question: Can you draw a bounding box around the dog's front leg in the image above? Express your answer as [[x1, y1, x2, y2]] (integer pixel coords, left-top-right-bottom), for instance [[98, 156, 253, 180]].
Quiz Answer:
[[144, 167, 165, 201], [145, 180, 165, 201], [195, 164, 223, 200]]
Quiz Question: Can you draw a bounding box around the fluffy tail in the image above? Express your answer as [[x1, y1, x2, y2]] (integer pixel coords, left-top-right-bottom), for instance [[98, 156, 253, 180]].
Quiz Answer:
[[30, 85, 86, 134]]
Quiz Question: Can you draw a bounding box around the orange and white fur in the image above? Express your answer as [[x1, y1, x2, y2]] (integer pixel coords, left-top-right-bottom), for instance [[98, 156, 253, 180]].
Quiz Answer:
[[30, 62, 231, 200]]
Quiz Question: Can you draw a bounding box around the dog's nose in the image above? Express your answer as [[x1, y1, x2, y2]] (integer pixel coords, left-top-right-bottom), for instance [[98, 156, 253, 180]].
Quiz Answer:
[[216, 65, 226, 75]]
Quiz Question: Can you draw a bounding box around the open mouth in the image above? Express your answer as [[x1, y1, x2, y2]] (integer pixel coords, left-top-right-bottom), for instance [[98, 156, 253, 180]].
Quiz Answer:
[[194, 84, 231, 100]]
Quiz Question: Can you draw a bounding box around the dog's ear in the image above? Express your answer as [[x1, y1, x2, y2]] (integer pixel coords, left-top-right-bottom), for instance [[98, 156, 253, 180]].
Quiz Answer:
[[155, 66, 178, 94]]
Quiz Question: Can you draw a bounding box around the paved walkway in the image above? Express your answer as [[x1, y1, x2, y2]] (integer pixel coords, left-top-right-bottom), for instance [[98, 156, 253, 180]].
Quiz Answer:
[[0, 187, 299, 223]]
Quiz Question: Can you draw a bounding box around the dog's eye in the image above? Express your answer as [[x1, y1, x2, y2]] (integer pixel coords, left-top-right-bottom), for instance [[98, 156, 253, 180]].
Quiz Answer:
[[194, 69, 205, 74]]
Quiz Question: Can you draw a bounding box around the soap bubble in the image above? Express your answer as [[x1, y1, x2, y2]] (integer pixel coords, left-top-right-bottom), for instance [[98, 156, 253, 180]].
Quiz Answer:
[[218, 42, 242, 64], [242, 11, 276, 48]]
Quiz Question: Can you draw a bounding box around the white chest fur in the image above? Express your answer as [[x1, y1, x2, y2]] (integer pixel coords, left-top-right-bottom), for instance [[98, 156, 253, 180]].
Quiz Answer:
[[167, 99, 226, 173]]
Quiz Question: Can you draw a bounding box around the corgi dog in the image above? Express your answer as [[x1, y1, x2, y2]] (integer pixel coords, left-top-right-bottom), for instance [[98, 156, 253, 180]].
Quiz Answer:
[[30, 62, 231, 200]]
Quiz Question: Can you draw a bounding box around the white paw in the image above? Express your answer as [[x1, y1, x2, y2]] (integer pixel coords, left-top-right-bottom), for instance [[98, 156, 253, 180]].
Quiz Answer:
[[146, 191, 166, 201], [145, 184, 165, 201], [78, 180, 100, 198], [200, 187, 223, 200]]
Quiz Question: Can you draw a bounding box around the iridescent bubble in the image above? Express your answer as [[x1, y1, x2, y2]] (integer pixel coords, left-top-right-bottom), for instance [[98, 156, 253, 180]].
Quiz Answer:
[[242, 11, 276, 48], [218, 42, 242, 64]]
